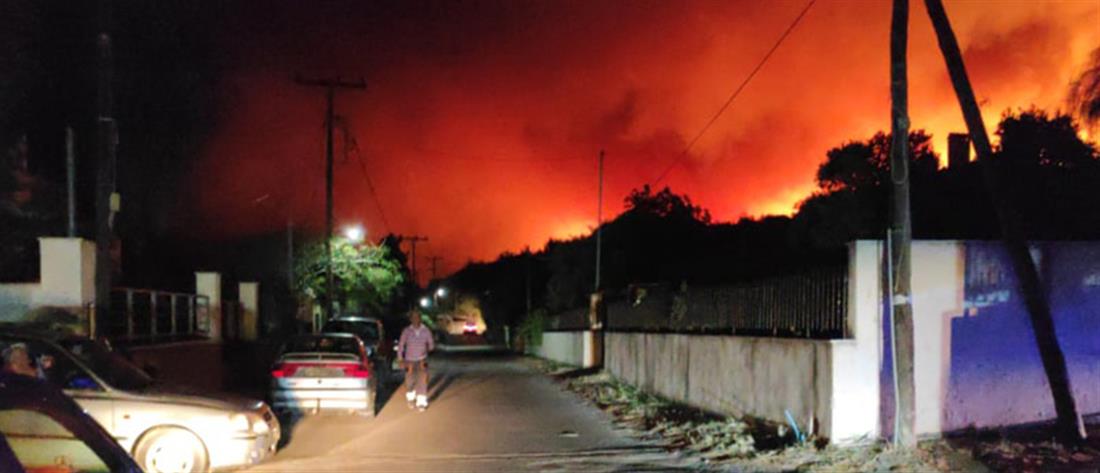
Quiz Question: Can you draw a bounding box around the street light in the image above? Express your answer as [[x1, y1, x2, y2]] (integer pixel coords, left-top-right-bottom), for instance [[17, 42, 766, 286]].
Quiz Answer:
[[436, 287, 447, 298], [419, 297, 431, 309], [343, 225, 365, 243]]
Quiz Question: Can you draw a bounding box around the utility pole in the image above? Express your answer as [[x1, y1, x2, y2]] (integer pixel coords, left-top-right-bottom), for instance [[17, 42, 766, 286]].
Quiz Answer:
[[66, 127, 76, 237], [888, 0, 916, 448], [594, 149, 604, 291], [94, 0, 116, 337], [295, 76, 365, 320], [402, 235, 428, 286], [924, 0, 1085, 445], [428, 256, 443, 282]]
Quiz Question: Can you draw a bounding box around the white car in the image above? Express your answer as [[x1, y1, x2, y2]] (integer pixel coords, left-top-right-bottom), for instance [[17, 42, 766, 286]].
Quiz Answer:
[[270, 333, 377, 416], [1, 332, 280, 473]]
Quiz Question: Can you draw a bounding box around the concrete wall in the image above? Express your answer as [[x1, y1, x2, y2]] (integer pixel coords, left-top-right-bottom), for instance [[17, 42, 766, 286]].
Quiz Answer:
[[533, 331, 597, 368], [0, 238, 95, 330], [196, 272, 223, 341], [239, 282, 259, 341], [604, 332, 833, 438], [543, 240, 1100, 444], [0, 284, 36, 321], [827, 240, 883, 443]]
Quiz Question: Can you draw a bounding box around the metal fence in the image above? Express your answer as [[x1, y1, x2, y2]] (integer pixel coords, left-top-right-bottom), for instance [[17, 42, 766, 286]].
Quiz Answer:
[[549, 266, 850, 339], [96, 288, 211, 342], [715, 267, 848, 338]]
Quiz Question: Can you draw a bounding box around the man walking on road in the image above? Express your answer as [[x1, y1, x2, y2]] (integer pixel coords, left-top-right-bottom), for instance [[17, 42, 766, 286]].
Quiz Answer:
[[398, 309, 434, 411]]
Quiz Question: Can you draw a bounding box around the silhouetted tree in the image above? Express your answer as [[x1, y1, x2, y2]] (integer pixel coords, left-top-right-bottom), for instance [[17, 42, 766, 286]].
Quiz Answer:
[[997, 109, 1096, 169], [816, 130, 938, 192]]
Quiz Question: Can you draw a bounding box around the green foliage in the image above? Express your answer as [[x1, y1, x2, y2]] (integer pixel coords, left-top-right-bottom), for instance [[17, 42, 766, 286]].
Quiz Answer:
[[292, 238, 405, 316], [518, 308, 546, 349]]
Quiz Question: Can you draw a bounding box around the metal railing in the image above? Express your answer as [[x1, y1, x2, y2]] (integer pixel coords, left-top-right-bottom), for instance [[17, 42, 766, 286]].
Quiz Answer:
[[588, 267, 849, 339], [721, 267, 848, 338], [95, 288, 211, 342]]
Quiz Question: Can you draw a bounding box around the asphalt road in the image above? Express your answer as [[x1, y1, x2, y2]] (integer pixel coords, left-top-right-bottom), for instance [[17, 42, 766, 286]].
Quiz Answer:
[[242, 349, 702, 472]]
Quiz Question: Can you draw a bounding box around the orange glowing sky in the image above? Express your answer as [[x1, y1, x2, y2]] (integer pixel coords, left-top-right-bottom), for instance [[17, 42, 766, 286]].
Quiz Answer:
[[184, 0, 1100, 279]]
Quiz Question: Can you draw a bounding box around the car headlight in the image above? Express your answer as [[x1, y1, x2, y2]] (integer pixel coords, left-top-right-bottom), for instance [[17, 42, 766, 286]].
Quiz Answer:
[[229, 413, 251, 432], [251, 414, 270, 434], [230, 413, 270, 435]]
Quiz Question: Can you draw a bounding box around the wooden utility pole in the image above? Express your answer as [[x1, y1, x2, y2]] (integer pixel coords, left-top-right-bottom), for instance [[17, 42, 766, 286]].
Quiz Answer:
[[94, 0, 116, 337], [295, 76, 365, 320], [924, 0, 1086, 444], [428, 256, 443, 282], [888, 0, 916, 448], [402, 235, 429, 286], [594, 149, 604, 291]]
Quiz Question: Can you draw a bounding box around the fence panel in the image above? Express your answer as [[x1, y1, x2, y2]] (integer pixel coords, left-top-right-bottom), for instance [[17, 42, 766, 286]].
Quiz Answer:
[[97, 288, 211, 343], [597, 266, 848, 339]]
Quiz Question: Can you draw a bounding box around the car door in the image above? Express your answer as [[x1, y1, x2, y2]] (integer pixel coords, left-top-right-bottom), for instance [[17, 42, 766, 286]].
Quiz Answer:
[[27, 340, 116, 434]]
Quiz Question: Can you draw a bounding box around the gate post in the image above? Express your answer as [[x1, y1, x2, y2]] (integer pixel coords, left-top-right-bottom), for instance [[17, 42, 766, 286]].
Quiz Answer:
[[195, 272, 223, 341]]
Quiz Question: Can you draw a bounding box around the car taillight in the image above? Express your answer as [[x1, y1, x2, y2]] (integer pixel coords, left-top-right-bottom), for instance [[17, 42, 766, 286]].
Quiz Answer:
[[343, 366, 371, 378], [271, 364, 295, 378]]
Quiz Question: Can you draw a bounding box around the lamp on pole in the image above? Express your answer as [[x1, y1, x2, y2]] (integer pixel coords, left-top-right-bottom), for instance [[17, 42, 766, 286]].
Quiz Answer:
[[343, 225, 365, 244]]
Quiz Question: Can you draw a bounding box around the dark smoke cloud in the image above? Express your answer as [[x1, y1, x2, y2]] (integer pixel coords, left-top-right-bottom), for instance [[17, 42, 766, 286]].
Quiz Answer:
[[181, 0, 1099, 278]]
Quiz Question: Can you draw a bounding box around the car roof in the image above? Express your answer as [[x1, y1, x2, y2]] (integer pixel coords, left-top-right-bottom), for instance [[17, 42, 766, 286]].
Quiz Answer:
[[327, 316, 381, 324], [291, 332, 359, 339]]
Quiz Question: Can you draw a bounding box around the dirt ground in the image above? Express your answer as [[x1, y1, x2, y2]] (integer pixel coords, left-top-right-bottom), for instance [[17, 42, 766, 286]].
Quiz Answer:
[[532, 358, 1100, 473]]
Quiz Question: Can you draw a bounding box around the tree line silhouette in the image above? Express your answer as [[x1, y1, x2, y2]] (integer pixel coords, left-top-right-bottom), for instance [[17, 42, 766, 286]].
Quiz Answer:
[[448, 108, 1099, 331]]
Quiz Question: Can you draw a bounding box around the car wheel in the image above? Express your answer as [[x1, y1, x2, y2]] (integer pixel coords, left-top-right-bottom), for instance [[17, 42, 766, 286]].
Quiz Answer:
[[134, 427, 210, 473]]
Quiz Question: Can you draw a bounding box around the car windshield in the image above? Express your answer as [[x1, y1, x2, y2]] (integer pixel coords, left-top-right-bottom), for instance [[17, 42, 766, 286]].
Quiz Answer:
[[322, 320, 380, 342], [59, 340, 154, 392], [282, 336, 360, 356]]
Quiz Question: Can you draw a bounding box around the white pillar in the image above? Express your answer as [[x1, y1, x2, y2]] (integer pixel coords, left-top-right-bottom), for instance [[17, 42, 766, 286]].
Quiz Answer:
[[239, 282, 259, 341], [35, 237, 96, 308], [828, 240, 884, 444], [195, 272, 222, 341]]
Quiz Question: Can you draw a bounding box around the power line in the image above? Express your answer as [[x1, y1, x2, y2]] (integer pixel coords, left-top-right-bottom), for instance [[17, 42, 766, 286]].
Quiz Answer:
[[651, 0, 816, 186], [340, 121, 392, 235]]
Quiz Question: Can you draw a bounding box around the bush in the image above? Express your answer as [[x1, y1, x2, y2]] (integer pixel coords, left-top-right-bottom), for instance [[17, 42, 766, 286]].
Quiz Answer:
[[517, 308, 546, 349]]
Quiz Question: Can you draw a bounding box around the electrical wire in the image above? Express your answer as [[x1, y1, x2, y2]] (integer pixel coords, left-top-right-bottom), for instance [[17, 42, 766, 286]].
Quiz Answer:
[[650, 0, 817, 186], [340, 121, 393, 235]]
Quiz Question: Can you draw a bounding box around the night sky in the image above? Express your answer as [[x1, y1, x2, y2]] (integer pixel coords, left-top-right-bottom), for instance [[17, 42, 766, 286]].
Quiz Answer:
[[179, 0, 1099, 276]]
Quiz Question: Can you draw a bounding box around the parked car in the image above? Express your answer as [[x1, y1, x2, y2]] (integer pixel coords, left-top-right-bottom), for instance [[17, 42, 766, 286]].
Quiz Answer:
[[462, 320, 478, 335], [0, 331, 280, 473], [0, 372, 143, 473], [321, 316, 394, 379], [270, 333, 376, 417]]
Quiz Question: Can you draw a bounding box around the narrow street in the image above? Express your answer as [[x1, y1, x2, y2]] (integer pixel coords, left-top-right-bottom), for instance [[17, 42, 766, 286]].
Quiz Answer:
[[243, 350, 703, 472]]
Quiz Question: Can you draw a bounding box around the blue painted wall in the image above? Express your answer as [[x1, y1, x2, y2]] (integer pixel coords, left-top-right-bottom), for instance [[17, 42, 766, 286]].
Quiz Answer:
[[879, 241, 1100, 434]]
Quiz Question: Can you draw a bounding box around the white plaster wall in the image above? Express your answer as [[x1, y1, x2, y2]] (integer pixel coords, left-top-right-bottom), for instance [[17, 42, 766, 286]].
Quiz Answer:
[[1, 238, 95, 323], [829, 240, 883, 444], [33, 238, 95, 308], [0, 284, 36, 321], [239, 282, 259, 341], [534, 331, 592, 367], [909, 242, 966, 436], [196, 272, 222, 340]]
